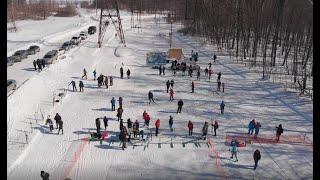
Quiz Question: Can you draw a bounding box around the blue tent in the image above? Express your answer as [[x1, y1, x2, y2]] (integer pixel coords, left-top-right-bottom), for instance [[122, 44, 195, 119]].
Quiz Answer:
[[146, 52, 168, 67]]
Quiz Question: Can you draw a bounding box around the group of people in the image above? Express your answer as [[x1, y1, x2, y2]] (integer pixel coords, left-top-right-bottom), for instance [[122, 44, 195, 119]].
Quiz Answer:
[[45, 113, 63, 135], [69, 80, 84, 92], [33, 59, 45, 72], [120, 67, 131, 79]]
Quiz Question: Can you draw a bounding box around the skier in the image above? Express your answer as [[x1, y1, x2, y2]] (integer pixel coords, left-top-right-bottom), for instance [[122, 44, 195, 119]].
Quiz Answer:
[[111, 97, 116, 111], [159, 66, 162, 75], [54, 113, 61, 129], [36, 59, 42, 72], [120, 67, 124, 79], [127, 118, 132, 141], [253, 149, 261, 170], [127, 69, 131, 79], [202, 122, 209, 140], [82, 68, 87, 79], [188, 120, 193, 136], [120, 126, 128, 150], [204, 68, 208, 77], [222, 82, 225, 92], [230, 139, 238, 161], [191, 81, 195, 93], [57, 120, 63, 135], [69, 80, 77, 92], [133, 120, 139, 138], [217, 72, 222, 82], [197, 70, 200, 80], [213, 54, 217, 62], [93, 69, 97, 80], [117, 107, 123, 121], [148, 91, 155, 104], [254, 122, 261, 139], [169, 115, 173, 132], [119, 96, 123, 108], [155, 119, 160, 136], [166, 80, 170, 93], [177, 99, 183, 113], [79, 80, 84, 92], [40, 170, 50, 180], [96, 118, 101, 134], [104, 75, 108, 89], [217, 81, 221, 91], [248, 119, 255, 135], [213, 120, 219, 136], [110, 76, 113, 86], [162, 66, 165, 75], [220, 100, 225, 114], [276, 124, 283, 142], [169, 88, 174, 101], [103, 116, 108, 129], [170, 79, 174, 88], [45, 115, 54, 132], [33, 60, 37, 71]]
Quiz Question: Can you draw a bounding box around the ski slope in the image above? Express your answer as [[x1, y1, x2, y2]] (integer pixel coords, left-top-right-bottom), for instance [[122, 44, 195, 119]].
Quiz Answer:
[[7, 11, 313, 180]]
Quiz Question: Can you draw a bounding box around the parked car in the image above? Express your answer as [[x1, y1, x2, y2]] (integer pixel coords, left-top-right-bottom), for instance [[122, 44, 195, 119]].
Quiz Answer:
[[79, 32, 87, 40], [61, 41, 73, 51], [88, 26, 96, 35], [26, 45, 40, 55], [7, 57, 14, 67], [13, 50, 28, 60], [71, 36, 81, 46], [43, 50, 58, 64], [7, 79, 17, 94], [58, 48, 66, 56]]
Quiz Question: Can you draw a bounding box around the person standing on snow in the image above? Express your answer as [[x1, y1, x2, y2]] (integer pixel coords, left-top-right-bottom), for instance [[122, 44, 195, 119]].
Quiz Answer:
[[159, 66, 162, 75], [208, 62, 212, 69], [170, 79, 174, 88], [40, 170, 50, 180], [110, 76, 113, 86], [217, 81, 221, 91], [217, 72, 222, 82], [155, 119, 160, 136], [177, 99, 183, 113], [222, 82, 225, 92], [127, 118, 132, 141], [82, 68, 87, 79], [208, 69, 212, 80], [230, 140, 238, 161], [57, 120, 63, 135], [120, 67, 124, 79], [117, 107, 123, 121], [133, 120, 139, 138], [45, 115, 54, 132], [248, 119, 255, 135], [254, 122, 261, 139], [188, 120, 193, 136], [220, 100, 225, 114], [166, 80, 170, 93], [79, 80, 84, 92], [197, 70, 200, 80], [169, 115, 173, 132], [213, 54, 217, 62], [213, 120, 219, 136], [103, 116, 108, 129], [33, 60, 37, 71], [127, 69, 131, 79], [54, 113, 61, 129], [162, 66, 165, 75], [118, 97, 123, 108], [148, 91, 155, 104], [169, 88, 174, 101], [202, 122, 209, 140], [96, 118, 101, 134], [120, 126, 128, 150], [69, 80, 77, 92], [104, 75, 108, 89], [93, 69, 97, 80], [276, 124, 283, 142], [253, 149, 261, 170], [41, 58, 45, 69], [37, 59, 42, 72], [191, 81, 195, 93], [111, 97, 116, 111], [204, 68, 208, 77]]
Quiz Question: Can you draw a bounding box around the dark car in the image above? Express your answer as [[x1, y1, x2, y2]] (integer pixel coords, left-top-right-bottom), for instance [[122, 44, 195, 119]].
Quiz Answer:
[[71, 36, 80, 46], [7, 57, 14, 67], [26, 45, 40, 55], [13, 50, 28, 60], [88, 26, 97, 35], [7, 79, 17, 94], [43, 50, 58, 64], [61, 41, 73, 51]]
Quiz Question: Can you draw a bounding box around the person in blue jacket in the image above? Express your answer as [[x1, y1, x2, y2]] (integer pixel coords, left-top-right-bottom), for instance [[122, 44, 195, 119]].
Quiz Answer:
[[220, 100, 225, 114], [248, 119, 256, 135], [230, 139, 238, 161]]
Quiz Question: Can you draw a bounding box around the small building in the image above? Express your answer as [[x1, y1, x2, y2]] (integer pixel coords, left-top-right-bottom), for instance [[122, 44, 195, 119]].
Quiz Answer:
[[146, 51, 168, 68], [167, 48, 184, 61]]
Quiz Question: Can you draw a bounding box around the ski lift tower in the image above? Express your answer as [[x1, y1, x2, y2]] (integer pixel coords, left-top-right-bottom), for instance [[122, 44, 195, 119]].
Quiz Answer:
[[8, 0, 18, 32], [98, 0, 126, 48], [130, 0, 142, 32]]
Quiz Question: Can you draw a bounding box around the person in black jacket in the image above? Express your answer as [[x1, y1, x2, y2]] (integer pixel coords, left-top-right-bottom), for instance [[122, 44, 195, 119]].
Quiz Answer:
[[169, 115, 173, 132], [57, 120, 63, 135], [96, 118, 101, 133], [33, 60, 37, 71], [166, 80, 170, 93], [40, 170, 50, 180], [54, 113, 61, 129], [170, 79, 174, 88], [276, 124, 284, 142], [127, 69, 131, 79], [36, 59, 42, 72], [69, 80, 77, 92], [177, 99, 183, 113], [120, 67, 124, 79], [103, 116, 108, 129], [253, 149, 261, 170], [148, 91, 155, 104], [79, 81, 84, 92]]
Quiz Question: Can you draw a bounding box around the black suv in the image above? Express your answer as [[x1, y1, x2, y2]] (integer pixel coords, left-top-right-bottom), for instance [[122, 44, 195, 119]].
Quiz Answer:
[[61, 41, 73, 51], [26, 45, 40, 55], [13, 50, 28, 61], [88, 26, 97, 35]]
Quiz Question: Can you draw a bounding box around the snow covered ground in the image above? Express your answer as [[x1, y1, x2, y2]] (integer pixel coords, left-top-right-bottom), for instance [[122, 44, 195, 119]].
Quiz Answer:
[[7, 10, 312, 180]]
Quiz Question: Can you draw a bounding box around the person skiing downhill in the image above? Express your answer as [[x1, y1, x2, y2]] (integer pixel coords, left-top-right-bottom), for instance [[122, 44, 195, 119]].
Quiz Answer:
[[169, 88, 174, 101], [120, 67, 124, 79], [82, 68, 87, 79], [155, 119, 160, 136], [177, 99, 183, 113], [191, 81, 195, 93], [169, 115, 173, 132], [79, 81, 84, 92], [127, 69, 131, 79], [93, 69, 97, 80], [276, 124, 284, 142], [166, 80, 170, 93], [111, 97, 116, 111], [103, 116, 108, 129], [213, 120, 219, 136], [230, 139, 238, 161], [202, 122, 209, 140], [148, 91, 155, 104], [69, 80, 77, 92], [33, 60, 37, 71], [220, 100, 225, 114], [253, 149, 261, 170], [188, 120, 193, 136]]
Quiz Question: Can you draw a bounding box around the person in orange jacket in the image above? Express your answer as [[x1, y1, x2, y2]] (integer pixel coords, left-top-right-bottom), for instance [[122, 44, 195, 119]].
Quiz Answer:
[[169, 88, 174, 101], [155, 119, 160, 136]]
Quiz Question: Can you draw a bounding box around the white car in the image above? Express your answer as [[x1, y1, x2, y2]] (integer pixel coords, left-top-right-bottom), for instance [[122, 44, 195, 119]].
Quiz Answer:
[[79, 31, 88, 40], [7, 79, 17, 94]]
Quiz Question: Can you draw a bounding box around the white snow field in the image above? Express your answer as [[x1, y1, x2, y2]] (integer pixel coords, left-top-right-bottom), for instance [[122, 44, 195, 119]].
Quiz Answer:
[[7, 10, 312, 180]]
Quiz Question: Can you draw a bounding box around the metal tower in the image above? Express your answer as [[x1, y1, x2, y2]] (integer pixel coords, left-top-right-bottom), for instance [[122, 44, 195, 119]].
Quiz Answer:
[[98, 0, 126, 48], [130, 0, 142, 32]]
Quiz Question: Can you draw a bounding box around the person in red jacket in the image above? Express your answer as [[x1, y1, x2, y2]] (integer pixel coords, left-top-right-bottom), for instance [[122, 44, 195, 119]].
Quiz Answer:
[[169, 88, 174, 101], [155, 119, 160, 136], [188, 120, 193, 136]]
